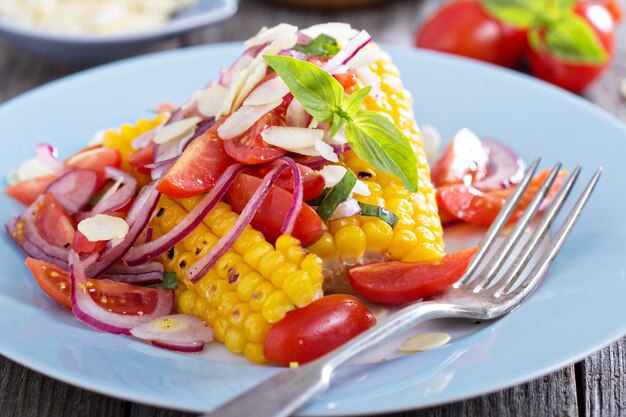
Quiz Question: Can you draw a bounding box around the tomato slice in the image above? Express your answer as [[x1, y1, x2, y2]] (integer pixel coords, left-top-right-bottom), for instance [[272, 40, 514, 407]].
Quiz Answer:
[[25, 258, 161, 315], [66, 147, 121, 187], [264, 294, 376, 365], [349, 247, 478, 304], [72, 231, 106, 254], [223, 99, 289, 165], [437, 169, 567, 226], [128, 145, 155, 175], [35, 193, 76, 249], [5, 174, 58, 206], [247, 163, 325, 201], [224, 173, 325, 246], [430, 128, 489, 187], [157, 128, 234, 199], [333, 72, 357, 90]]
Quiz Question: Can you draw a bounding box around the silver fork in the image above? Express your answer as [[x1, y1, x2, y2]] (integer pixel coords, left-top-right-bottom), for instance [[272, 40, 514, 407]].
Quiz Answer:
[[202, 158, 602, 417]]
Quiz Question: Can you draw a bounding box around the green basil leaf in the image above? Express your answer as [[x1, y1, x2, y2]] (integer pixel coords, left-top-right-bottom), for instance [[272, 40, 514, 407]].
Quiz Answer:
[[479, 0, 543, 28], [264, 55, 344, 123], [345, 111, 419, 192], [293, 34, 341, 57], [344, 86, 371, 117], [329, 115, 346, 138], [555, 0, 577, 9], [543, 13, 608, 64], [357, 202, 399, 228], [149, 272, 178, 289], [316, 170, 357, 221]]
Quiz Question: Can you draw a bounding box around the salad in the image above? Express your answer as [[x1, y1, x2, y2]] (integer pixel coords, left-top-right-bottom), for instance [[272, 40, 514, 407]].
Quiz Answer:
[[4, 23, 559, 365]]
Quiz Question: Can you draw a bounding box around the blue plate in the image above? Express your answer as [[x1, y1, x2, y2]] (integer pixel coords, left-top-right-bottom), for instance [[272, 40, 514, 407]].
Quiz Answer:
[[1, 43, 625, 415], [0, 0, 237, 62]]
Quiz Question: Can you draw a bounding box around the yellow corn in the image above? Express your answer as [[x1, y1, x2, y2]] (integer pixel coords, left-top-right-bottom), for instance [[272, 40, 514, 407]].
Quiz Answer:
[[308, 46, 445, 264], [152, 196, 323, 363]]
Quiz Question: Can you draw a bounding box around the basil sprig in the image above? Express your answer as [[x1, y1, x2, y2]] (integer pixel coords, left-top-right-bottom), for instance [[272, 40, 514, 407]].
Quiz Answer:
[[293, 34, 341, 57], [358, 202, 399, 228], [480, 0, 607, 64], [315, 169, 357, 221], [264, 55, 419, 192]]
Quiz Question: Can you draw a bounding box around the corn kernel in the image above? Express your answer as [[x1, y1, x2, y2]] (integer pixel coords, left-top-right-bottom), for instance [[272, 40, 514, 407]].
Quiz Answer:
[[362, 219, 393, 252], [275, 234, 300, 254], [243, 241, 274, 270], [335, 225, 367, 259], [300, 254, 323, 285], [307, 232, 336, 259], [177, 289, 196, 315], [262, 291, 295, 323], [258, 251, 286, 280], [230, 303, 251, 328], [283, 271, 316, 308], [388, 229, 418, 259], [249, 282, 275, 311], [224, 328, 246, 354], [243, 312, 271, 342], [329, 217, 360, 235], [243, 342, 267, 364], [213, 317, 230, 342]]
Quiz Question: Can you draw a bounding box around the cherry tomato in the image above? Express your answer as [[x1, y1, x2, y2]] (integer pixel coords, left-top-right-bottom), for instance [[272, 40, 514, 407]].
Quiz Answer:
[[72, 231, 106, 254], [5, 174, 57, 206], [264, 294, 376, 365], [157, 127, 234, 199], [128, 145, 155, 175], [34, 193, 76, 248], [430, 129, 489, 187], [529, 2, 615, 92], [66, 146, 121, 188], [349, 247, 478, 304], [333, 72, 357, 90], [247, 163, 325, 201], [25, 257, 163, 314], [223, 99, 289, 165], [415, 0, 528, 68], [224, 173, 325, 246], [437, 169, 568, 226]]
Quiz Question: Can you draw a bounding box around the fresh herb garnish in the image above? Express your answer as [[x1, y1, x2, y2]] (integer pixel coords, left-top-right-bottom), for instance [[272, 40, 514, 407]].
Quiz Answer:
[[316, 169, 357, 221], [358, 202, 399, 228], [294, 34, 341, 57], [149, 272, 178, 289], [264, 55, 419, 192]]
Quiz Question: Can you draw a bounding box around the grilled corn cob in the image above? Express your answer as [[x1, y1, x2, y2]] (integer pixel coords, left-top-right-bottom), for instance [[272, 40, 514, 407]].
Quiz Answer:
[[308, 46, 445, 292]]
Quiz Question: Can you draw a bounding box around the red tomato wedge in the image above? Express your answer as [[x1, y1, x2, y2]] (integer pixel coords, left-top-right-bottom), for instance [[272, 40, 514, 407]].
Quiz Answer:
[[157, 128, 234, 198], [430, 128, 489, 187], [66, 146, 121, 187], [128, 145, 155, 175], [25, 258, 162, 314], [437, 169, 567, 226], [35, 193, 76, 249], [5, 174, 57, 206], [224, 173, 325, 246], [72, 231, 106, 254], [264, 294, 376, 365], [349, 247, 478, 304], [247, 163, 325, 201], [223, 99, 289, 165], [333, 72, 357, 90]]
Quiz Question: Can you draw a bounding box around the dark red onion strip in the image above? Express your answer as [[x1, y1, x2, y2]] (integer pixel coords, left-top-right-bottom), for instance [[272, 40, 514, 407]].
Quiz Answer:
[[123, 163, 246, 266], [101, 271, 164, 286], [75, 168, 138, 223], [84, 181, 161, 277], [322, 30, 372, 73], [279, 157, 302, 235], [151, 340, 205, 353], [35, 143, 65, 173], [44, 169, 98, 214], [331, 144, 351, 155], [5, 216, 68, 268], [187, 163, 288, 283], [69, 250, 173, 335], [475, 139, 527, 191], [291, 155, 327, 168]]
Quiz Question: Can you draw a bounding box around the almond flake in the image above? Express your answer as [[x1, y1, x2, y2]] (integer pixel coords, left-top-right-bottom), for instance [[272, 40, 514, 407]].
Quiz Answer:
[[314, 140, 339, 162], [78, 214, 129, 242], [244, 77, 290, 106], [197, 84, 230, 118], [153, 117, 200, 145], [319, 165, 348, 187], [218, 99, 283, 140], [262, 127, 324, 151], [301, 23, 358, 44], [233, 62, 269, 109], [245, 23, 298, 48], [353, 179, 371, 196], [286, 99, 309, 127], [14, 158, 54, 183], [399, 333, 451, 353]]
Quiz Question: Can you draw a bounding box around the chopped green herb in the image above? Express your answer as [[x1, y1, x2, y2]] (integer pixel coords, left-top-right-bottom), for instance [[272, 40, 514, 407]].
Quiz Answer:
[[358, 202, 399, 228], [316, 170, 357, 221], [293, 34, 341, 57], [149, 272, 178, 289]]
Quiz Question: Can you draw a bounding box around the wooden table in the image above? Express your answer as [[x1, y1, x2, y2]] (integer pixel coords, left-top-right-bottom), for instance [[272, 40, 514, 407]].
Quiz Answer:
[[1, 1, 625, 416]]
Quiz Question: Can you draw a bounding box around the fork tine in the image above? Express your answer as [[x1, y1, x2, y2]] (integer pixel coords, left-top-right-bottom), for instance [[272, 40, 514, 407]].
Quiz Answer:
[[455, 157, 541, 286], [492, 166, 582, 296], [470, 162, 563, 292], [506, 168, 602, 299]]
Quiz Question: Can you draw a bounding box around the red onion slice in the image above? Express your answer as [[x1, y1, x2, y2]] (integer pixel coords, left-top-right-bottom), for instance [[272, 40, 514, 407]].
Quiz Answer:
[[102, 261, 165, 285], [151, 340, 206, 353], [35, 143, 65, 173], [323, 30, 372, 74], [77, 168, 137, 221], [291, 155, 327, 168], [130, 314, 213, 351], [123, 163, 246, 266], [6, 216, 68, 268], [475, 139, 527, 191], [279, 157, 302, 235], [69, 251, 173, 335], [44, 169, 98, 214], [186, 163, 288, 283]]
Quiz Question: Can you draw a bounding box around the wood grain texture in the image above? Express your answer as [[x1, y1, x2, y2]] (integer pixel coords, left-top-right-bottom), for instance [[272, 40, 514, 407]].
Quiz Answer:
[[0, 0, 624, 416]]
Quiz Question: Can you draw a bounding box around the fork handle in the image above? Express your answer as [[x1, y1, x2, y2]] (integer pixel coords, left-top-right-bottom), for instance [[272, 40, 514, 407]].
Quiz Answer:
[[201, 301, 466, 417]]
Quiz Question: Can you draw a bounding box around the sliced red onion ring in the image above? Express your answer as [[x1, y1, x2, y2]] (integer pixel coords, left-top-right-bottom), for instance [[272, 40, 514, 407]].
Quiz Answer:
[[69, 251, 173, 335], [331, 144, 351, 155], [84, 181, 161, 277], [279, 157, 302, 235], [279, 49, 307, 61], [291, 155, 327, 168], [123, 164, 246, 266], [187, 163, 288, 283], [87, 167, 137, 216], [102, 261, 165, 285], [323, 30, 372, 74], [44, 169, 98, 214], [35, 143, 65, 173], [130, 314, 213, 353], [475, 139, 527, 191], [6, 216, 69, 268], [329, 198, 361, 221]]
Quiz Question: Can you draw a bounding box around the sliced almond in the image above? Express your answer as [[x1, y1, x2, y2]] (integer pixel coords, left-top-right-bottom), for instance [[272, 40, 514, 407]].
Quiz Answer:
[[301, 23, 357, 43], [197, 84, 230, 118], [244, 77, 290, 106], [286, 99, 309, 128], [293, 145, 320, 156], [353, 179, 371, 196], [348, 48, 387, 69], [15, 158, 54, 183], [244, 23, 298, 48], [261, 127, 324, 151], [233, 62, 269, 110], [78, 214, 129, 242], [314, 140, 339, 162], [217, 99, 283, 140], [319, 165, 348, 187], [399, 333, 451, 353], [153, 117, 200, 145]]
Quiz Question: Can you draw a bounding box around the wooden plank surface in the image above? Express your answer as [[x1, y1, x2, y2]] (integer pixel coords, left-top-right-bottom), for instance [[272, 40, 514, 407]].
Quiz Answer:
[[0, 0, 624, 416]]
